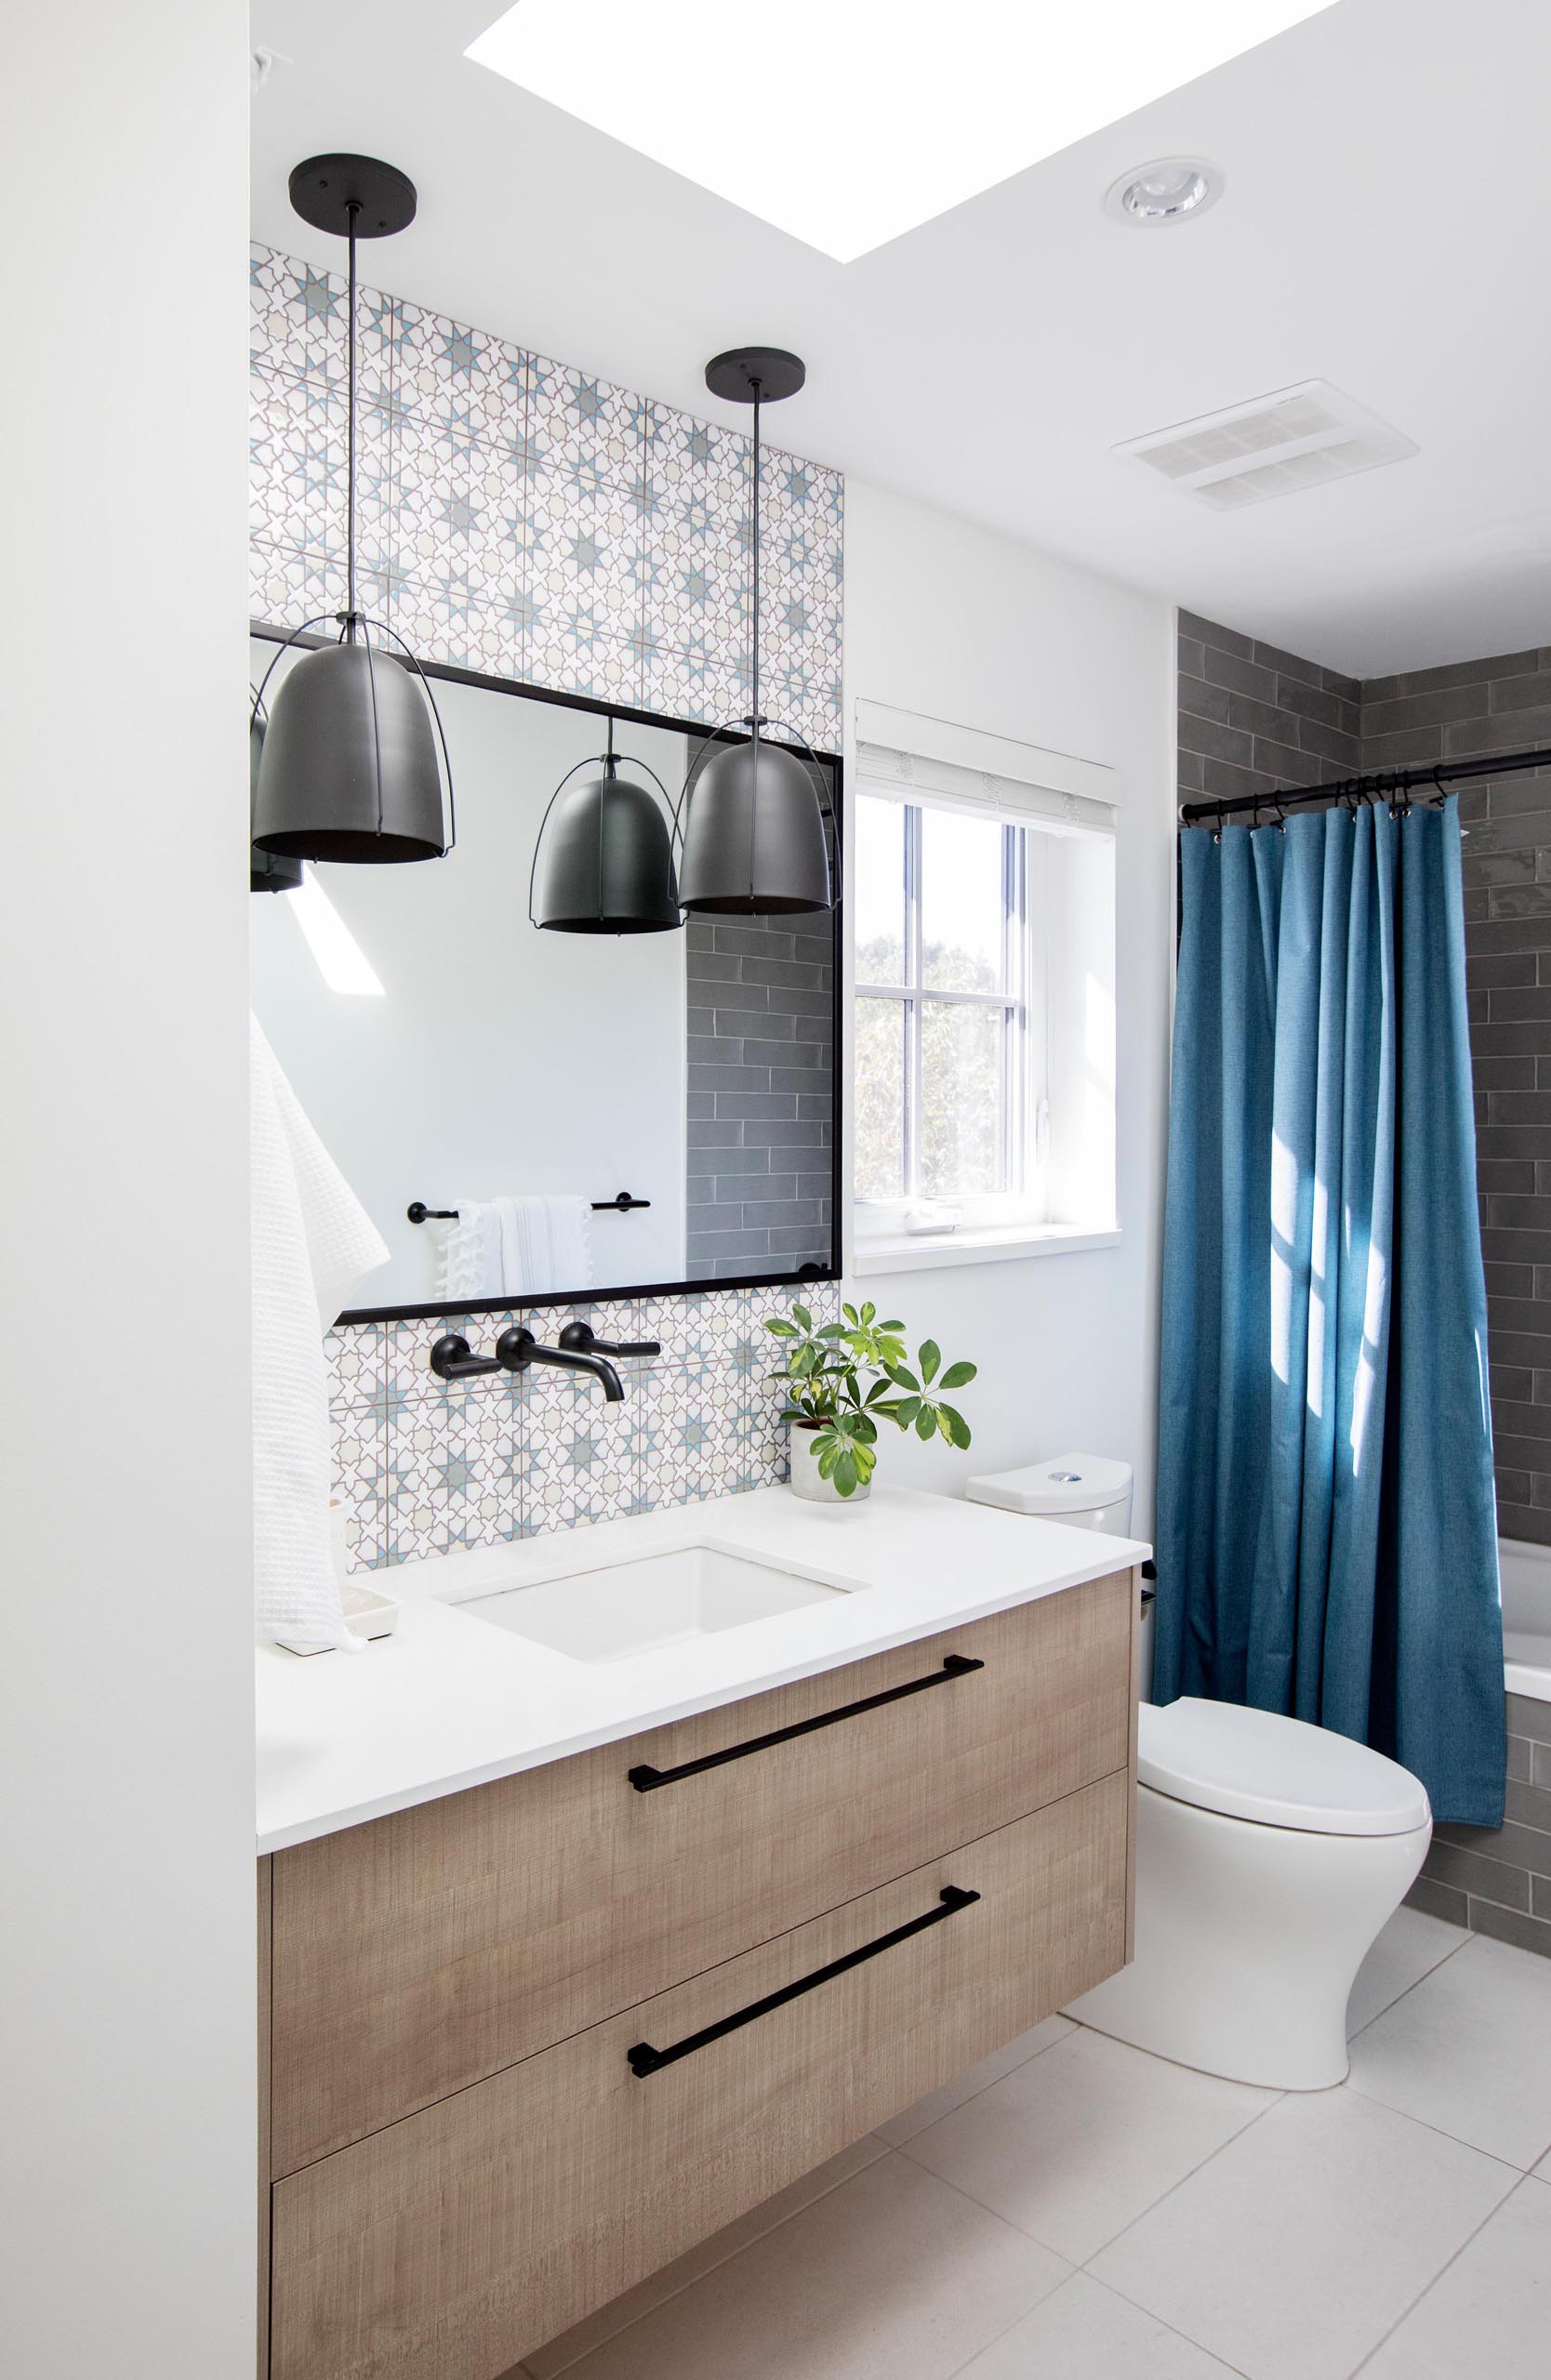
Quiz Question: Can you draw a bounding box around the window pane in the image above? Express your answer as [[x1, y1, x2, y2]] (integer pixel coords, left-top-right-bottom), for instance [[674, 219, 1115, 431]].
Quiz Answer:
[[920, 808, 1006, 994], [854, 996, 906, 1198], [920, 1000, 1003, 1196], [854, 795, 905, 985]]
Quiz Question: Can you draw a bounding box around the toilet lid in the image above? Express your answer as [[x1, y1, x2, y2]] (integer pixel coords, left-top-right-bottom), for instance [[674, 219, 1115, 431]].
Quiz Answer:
[[1138, 1699, 1432, 1836], [965, 1452, 1132, 1516]]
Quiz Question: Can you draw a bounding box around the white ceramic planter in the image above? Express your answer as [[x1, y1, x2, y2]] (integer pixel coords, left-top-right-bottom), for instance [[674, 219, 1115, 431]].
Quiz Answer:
[[788, 1423, 872, 1503]]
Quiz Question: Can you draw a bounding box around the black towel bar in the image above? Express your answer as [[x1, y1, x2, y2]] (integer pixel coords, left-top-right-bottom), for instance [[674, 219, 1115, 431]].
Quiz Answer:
[[627, 1653, 984, 1792], [627, 1887, 981, 2078], [408, 1195, 651, 1223]]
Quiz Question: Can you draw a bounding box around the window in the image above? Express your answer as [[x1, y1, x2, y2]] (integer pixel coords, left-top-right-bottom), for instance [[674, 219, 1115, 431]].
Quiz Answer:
[[854, 797, 1044, 1221], [850, 730, 1117, 1266]]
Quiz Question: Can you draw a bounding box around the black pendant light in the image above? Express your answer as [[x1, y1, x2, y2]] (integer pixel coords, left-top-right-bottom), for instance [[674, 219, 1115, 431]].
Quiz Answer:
[[675, 348, 834, 916], [529, 716, 681, 934], [249, 687, 302, 892], [251, 155, 453, 866]]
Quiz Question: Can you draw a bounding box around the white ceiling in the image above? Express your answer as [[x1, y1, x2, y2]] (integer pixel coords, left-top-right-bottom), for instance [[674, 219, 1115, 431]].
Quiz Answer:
[[250, 0, 1551, 679]]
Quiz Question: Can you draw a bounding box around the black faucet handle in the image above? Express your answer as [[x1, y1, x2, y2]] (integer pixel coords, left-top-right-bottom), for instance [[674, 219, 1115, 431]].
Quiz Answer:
[[429, 1332, 503, 1382], [495, 1326, 538, 1373], [558, 1319, 661, 1360]]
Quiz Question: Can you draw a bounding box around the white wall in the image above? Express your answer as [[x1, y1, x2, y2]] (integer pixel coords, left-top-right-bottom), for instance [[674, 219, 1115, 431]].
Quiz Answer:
[[0, 8, 256, 2375], [842, 481, 1174, 1530]]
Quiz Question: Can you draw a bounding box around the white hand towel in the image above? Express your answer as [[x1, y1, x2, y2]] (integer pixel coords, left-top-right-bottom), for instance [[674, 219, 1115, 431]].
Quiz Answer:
[[251, 1017, 389, 1651], [437, 1196, 593, 1300], [497, 1196, 594, 1297], [437, 1199, 501, 1302]]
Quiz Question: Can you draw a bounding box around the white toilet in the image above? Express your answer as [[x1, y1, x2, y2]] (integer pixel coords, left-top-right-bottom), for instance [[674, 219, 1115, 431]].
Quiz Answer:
[[966, 1454, 1433, 2091]]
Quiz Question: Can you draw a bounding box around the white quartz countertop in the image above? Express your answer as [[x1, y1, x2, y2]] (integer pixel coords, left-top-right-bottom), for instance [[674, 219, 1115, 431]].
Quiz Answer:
[[255, 1486, 1150, 1855]]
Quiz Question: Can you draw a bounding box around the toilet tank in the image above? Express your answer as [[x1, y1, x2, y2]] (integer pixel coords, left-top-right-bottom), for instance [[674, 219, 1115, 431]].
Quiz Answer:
[[965, 1452, 1133, 1535]]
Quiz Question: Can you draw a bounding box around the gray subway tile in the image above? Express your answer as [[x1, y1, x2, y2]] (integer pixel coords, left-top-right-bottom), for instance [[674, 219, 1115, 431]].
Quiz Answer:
[[1253, 638, 1324, 688], [694, 1143, 781, 1175], [712, 1092, 797, 1120], [1365, 683, 1490, 736], [1179, 609, 1253, 658], [1363, 723, 1446, 766], [738, 955, 827, 989], [1446, 706, 1551, 759], [688, 1063, 770, 1094], [715, 1007, 793, 1040], [741, 1198, 825, 1231], [714, 1172, 794, 1203], [1400, 650, 1543, 697], [1198, 644, 1280, 706], [685, 948, 743, 982], [1179, 712, 1256, 768], [1465, 1897, 1551, 1959], [1404, 1873, 1468, 1927], [1434, 1816, 1551, 1878], [1423, 1841, 1530, 1911], [712, 924, 795, 959], [1506, 1692, 1551, 1744]]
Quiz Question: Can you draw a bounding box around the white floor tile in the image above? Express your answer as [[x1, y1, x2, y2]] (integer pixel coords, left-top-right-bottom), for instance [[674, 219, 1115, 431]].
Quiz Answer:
[[1346, 1906, 1467, 2039], [874, 2016, 1074, 2147], [521, 2137, 887, 2376], [1346, 1932, 1551, 2168], [1090, 2087, 1516, 2380], [954, 2270, 1244, 2379], [542, 2151, 1070, 2380], [897, 2026, 1277, 2265], [1358, 2176, 1551, 2377]]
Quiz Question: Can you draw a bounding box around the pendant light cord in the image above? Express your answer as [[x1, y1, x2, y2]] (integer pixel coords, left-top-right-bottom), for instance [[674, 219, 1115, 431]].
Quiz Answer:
[[749, 383, 762, 734], [345, 199, 359, 628]]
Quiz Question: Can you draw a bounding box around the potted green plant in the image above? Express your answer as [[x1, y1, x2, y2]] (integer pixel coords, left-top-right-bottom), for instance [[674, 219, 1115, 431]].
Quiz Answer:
[[765, 1300, 978, 1501]]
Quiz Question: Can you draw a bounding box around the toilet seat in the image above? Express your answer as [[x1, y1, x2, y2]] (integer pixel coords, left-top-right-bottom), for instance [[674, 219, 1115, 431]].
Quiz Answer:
[[1139, 1698, 1432, 1837]]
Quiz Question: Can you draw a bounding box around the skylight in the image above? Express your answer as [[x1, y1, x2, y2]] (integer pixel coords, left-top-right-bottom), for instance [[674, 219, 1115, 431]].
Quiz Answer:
[[466, 1, 1336, 263]]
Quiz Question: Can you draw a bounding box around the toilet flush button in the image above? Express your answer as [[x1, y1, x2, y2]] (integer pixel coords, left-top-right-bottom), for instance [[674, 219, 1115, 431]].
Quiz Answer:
[[1049, 1471, 1083, 1483]]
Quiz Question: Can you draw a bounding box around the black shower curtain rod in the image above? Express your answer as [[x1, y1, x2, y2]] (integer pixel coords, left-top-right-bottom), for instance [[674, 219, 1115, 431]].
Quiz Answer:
[[1179, 743, 1551, 830]]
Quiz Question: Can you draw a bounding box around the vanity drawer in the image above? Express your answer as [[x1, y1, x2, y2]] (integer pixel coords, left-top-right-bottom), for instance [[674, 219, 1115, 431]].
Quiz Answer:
[[270, 1770, 1128, 2380], [270, 1570, 1133, 2174]]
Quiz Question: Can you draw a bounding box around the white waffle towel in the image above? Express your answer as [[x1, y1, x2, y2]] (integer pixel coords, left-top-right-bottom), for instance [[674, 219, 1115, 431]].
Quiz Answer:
[[251, 1016, 388, 1651]]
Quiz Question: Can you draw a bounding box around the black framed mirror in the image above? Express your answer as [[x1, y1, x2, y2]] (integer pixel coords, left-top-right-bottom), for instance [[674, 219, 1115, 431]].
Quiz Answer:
[[249, 628, 842, 1323]]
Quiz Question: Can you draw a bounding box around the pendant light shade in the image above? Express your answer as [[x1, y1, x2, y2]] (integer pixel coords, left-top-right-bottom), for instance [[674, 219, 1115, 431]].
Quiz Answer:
[[249, 694, 302, 892], [676, 734, 830, 914], [250, 154, 453, 867], [253, 641, 447, 864], [676, 345, 834, 918], [530, 733, 681, 933]]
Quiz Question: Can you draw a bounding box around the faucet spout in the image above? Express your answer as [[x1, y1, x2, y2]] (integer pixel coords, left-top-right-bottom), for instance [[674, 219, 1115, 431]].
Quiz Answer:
[[496, 1327, 626, 1402]]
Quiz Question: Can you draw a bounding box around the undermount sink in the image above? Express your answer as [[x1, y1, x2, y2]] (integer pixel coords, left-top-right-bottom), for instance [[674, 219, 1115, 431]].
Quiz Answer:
[[461, 1542, 864, 1664]]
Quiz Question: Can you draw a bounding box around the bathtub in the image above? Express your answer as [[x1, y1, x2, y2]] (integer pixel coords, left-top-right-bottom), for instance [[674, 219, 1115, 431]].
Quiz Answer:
[[1502, 1536, 1551, 1704]]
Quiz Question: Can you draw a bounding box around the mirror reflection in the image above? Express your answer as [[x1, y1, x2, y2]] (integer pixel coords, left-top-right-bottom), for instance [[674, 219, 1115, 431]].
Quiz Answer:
[[249, 637, 838, 1313]]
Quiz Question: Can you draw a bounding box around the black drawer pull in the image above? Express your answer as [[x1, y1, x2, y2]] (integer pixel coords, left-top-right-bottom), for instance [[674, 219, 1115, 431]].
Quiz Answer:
[[627, 1653, 985, 1792], [627, 1885, 981, 2079]]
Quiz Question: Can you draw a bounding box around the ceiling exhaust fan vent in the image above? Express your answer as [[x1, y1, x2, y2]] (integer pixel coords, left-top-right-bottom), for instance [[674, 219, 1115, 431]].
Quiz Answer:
[[1116, 379, 1417, 508]]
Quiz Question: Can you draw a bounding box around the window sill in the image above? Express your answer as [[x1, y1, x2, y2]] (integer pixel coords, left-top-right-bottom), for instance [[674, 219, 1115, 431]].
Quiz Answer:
[[850, 1223, 1121, 1276]]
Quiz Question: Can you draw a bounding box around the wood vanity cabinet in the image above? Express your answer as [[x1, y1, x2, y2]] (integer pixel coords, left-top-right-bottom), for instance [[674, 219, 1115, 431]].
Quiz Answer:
[[258, 1567, 1140, 2380]]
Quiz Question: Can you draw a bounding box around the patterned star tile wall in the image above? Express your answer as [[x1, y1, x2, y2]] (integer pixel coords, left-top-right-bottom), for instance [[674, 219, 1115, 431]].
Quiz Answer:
[[325, 1286, 842, 1572], [250, 245, 842, 753]]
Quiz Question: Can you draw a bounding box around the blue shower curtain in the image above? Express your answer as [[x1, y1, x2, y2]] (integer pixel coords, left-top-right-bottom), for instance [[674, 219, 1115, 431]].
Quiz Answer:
[[1154, 797, 1505, 1826]]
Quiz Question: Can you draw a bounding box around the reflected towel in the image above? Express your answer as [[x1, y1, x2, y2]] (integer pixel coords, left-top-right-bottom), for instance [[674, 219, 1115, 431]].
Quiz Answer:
[[251, 1017, 389, 1652], [437, 1196, 593, 1299]]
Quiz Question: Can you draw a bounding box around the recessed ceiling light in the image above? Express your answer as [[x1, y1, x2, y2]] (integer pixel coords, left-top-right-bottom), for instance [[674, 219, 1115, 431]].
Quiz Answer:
[[1106, 158, 1223, 225], [465, 2, 1338, 263]]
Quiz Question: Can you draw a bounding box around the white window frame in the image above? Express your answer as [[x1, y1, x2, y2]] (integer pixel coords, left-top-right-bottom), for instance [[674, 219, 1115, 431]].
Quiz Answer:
[[855, 796, 1048, 1232], [849, 703, 1120, 1274]]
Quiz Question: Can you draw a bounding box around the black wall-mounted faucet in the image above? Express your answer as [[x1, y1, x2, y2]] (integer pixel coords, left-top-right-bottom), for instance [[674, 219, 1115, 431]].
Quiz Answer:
[[428, 1332, 502, 1382], [496, 1326, 626, 1403], [558, 1319, 661, 1362]]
